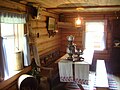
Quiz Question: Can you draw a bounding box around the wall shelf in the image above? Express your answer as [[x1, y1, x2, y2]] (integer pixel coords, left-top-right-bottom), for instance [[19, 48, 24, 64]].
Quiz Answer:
[[58, 22, 83, 30], [58, 22, 75, 28], [113, 46, 120, 48]]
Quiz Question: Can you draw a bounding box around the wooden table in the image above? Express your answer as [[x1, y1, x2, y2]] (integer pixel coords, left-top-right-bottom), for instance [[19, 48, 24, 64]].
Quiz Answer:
[[55, 49, 94, 64], [56, 49, 94, 89]]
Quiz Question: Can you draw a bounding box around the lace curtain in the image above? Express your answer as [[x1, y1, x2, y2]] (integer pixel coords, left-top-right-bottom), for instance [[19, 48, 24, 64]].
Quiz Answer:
[[0, 12, 26, 24], [0, 12, 27, 80]]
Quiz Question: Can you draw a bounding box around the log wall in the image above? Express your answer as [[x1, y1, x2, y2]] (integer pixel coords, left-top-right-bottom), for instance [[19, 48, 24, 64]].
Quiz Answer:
[[58, 12, 117, 62], [0, 1, 61, 89], [28, 10, 61, 57], [0, 0, 119, 89]]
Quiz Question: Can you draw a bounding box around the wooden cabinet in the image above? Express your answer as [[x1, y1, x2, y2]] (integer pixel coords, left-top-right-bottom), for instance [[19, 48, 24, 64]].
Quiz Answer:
[[110, 19, 120, 74]]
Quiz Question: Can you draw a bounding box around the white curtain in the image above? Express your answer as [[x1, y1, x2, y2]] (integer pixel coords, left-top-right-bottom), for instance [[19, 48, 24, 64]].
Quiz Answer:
[[23, 34, 31, 66], [0, 37, 9, 81], [0, 12, 26, 24], [0, 12, 26, 80]]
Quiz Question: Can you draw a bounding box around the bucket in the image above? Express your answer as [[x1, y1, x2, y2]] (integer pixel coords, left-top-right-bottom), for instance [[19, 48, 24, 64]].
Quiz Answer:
[[14, 51, 23, 70]]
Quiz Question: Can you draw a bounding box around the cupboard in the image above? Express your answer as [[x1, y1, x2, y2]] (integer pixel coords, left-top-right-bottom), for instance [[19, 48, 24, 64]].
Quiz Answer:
[[110, 19, 120, 74]]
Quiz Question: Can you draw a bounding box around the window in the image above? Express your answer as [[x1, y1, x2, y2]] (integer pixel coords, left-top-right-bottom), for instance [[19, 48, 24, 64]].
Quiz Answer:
[[0, 12, 27, 80], [1, 23, 24, 78], [85, 21, 106, 50]]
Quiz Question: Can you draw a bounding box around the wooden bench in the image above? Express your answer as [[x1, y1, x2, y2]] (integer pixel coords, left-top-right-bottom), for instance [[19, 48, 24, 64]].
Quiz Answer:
[[39, 49, 61, 89], [39, 49, 61, 77], [95, 60, 109, 90]]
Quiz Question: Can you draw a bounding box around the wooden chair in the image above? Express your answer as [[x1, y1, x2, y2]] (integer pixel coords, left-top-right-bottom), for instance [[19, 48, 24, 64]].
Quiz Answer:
[[31, 45, 59, 90], [30, 58, 53, 90]]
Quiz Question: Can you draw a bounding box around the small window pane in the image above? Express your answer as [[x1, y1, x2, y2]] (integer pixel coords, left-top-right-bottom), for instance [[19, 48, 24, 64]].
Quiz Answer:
[[1, 23, 14, 36], [85, 21, 105, 50]]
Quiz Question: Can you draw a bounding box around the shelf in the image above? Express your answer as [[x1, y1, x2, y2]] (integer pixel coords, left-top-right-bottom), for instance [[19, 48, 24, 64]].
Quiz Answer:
[[58, 22, 76, 29], [113, 46, 120, 48]]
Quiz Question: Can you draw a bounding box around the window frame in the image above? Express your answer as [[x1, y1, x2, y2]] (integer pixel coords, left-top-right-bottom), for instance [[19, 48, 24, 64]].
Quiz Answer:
[[0, 23, 24, 78], [84, 20, 107, 51], [1, 23, 24, 52]]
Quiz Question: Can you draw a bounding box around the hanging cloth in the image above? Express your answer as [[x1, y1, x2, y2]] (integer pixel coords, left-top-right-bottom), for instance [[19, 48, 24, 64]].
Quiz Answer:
[[23, 34, 31, 66], [0, 37, 9, 81]]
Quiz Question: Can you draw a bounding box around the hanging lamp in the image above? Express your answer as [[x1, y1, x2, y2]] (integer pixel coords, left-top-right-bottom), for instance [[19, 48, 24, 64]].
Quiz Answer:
[[75, 17, 83, 27]]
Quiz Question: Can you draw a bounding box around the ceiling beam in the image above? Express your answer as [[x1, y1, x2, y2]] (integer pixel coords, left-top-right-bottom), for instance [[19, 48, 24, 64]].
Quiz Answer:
[[46, 5, 120, 10]]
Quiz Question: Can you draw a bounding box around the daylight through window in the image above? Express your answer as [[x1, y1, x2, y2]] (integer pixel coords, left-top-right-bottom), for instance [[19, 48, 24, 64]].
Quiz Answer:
[[85, 21, 106, 50]]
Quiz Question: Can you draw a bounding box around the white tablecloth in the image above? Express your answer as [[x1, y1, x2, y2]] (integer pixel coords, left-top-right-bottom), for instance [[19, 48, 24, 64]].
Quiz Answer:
[[58, 60, 89, 85], [74, 62, 89, 85]]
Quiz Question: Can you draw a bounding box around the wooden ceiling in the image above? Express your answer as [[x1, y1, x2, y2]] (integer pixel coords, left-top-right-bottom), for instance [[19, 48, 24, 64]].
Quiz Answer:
[[20, 0, 120, 13]]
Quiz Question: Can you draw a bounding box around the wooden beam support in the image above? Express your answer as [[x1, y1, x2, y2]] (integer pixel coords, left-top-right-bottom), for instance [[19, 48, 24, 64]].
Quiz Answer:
[[46, 5, 120, 10]]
